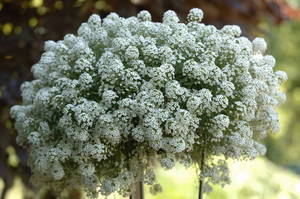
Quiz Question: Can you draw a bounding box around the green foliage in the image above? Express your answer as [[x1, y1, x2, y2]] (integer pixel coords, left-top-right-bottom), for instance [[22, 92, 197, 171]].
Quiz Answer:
[[266, 20, 300, 172]]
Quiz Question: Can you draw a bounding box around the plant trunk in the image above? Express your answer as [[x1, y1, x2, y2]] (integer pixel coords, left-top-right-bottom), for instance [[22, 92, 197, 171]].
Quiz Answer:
[[130, 180, 144, 199], [198, 177, 204, 199], [198, 149, 205, 199]]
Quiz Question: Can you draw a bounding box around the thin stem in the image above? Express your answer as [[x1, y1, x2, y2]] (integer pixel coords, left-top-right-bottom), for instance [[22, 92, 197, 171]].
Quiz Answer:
[[129, 150, 144, 199], [198, 149, 205, 199], [139, 181, 144, 199]]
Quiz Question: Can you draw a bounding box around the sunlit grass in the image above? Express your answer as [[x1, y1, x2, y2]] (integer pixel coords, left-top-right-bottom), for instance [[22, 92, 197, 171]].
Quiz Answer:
[[2, 158, 300, 199]]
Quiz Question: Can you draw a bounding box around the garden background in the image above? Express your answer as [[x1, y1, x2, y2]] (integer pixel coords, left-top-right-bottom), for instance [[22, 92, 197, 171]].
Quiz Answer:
[[1, 0, 300, 198]]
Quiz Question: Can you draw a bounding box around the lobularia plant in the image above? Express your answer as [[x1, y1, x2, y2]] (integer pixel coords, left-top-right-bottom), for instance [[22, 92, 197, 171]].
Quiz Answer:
[[11, 8, 287, 198]]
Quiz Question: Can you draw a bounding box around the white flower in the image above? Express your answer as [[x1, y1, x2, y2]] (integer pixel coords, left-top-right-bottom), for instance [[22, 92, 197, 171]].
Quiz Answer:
[[163, 10, 179, 23], [51, 162, 65, 180], [187, 8, 203, 22], [275, 71, 288, 84], [79, 163, 95, 177], [10, 8, 287, 197], [221, 25, 241, 37], [252, 37, 267, 53], [137, 10, 152, 21], [164, 137, 186, 153], [264, 55, 276, 67], [160, 155, 176, 169]]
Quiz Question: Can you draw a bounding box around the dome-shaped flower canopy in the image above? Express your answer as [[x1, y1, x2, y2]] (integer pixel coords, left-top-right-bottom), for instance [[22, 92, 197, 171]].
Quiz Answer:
[[10, 8, 287, 197]]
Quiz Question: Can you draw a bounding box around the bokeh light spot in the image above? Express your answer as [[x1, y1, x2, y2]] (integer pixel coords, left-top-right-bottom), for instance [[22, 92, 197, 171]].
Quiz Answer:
[[75, 0, 86, 7], [30, 0, 43, 8], [54, 1, 63, 9], [4, 55, 13, 59], [2, 23, 13, 35], [35, 27, 46, 35], [28, 17, 38, 27], [5, 120, 12, 129], [6, 146, 20, 168], [37, 6, 48, 15], [14, 26, 22, 34], [95, 0, 111, 11]]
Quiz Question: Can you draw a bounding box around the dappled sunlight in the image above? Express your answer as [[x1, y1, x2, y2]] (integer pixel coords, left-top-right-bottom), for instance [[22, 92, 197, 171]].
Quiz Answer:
[[5, 158, 300, 199], [144, 158, 300, 199], [4, 178, 23, 199]]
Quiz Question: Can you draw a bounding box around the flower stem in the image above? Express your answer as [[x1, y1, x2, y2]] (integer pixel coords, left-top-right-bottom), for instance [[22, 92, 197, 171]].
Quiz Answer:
[[198, 149, 205, 199], [130, 179, 144, 199]]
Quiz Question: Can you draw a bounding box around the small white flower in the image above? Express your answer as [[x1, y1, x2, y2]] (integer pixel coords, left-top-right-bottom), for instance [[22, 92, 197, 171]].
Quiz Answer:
[[10, 8, 286, 197], [137, 10, 152, 21], [187, 8, 203, 22], [252, 37, 267, 53], [51, 162, 65, 180]]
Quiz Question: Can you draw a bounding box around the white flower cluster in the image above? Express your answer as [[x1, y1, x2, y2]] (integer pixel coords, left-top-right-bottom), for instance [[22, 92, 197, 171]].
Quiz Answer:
[[10, 8, 287, 196]]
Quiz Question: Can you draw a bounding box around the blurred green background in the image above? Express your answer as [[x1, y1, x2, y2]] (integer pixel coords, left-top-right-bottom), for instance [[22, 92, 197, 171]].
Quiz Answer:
[[1, 0, 300, 198]]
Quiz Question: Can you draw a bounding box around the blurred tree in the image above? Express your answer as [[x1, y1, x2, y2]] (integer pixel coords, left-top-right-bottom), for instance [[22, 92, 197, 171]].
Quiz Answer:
[[0, 0, 299, 198], [266, 18, 300, 174]]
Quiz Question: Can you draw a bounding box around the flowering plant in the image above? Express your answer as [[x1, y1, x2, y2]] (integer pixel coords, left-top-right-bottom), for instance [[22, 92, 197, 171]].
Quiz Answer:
[[10, 8, 287, 197]]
